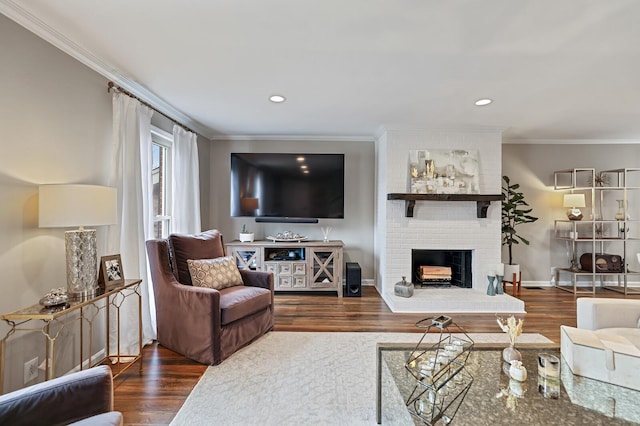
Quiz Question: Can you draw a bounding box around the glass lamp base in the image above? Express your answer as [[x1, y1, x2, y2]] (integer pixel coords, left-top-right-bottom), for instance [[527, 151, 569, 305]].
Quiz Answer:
[[65, 229, 98, 299]]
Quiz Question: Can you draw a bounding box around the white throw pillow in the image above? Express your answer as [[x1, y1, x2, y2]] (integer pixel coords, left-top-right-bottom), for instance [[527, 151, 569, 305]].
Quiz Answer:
[[187, 257, 243, 290]]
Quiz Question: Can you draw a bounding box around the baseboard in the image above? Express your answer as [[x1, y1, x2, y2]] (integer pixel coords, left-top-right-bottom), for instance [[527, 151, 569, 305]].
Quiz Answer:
[[525, 279, 640, 288], [59, 348, 107, 376]]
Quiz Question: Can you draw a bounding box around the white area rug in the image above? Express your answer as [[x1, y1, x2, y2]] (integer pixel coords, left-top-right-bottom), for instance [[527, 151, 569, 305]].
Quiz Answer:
[[171, 331, 551, 425]]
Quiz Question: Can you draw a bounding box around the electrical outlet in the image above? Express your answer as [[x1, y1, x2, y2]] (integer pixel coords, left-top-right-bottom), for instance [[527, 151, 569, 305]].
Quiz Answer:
[[24, 357, 38, 384]]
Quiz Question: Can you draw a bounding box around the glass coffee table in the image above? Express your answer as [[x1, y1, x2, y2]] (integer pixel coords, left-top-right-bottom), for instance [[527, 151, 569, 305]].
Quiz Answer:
[[377, 343, 640, 425]]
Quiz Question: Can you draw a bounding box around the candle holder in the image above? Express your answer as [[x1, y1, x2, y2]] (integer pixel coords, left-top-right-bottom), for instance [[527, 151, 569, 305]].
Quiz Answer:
[[495, 275, 504, 294], [486, 275, 496, 296]]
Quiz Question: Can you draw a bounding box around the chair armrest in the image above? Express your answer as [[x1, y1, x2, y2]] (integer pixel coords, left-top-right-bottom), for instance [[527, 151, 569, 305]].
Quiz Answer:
[[577, 297, 640, 330], [241, 270, 274, 307], [240, 270, 274, 291], [0, 365, 115, 426]]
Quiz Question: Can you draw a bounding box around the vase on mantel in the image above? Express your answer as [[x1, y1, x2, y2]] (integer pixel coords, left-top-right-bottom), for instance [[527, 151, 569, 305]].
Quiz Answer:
[[502, 344, 522, 363]]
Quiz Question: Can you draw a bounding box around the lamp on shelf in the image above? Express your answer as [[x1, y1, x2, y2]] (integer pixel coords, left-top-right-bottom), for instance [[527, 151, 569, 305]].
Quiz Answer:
[[39, 185, 117, 300], [563, 194, 585, 221]]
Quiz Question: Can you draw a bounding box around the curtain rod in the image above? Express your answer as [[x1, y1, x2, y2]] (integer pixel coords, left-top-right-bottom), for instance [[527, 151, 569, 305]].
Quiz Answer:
[[107, 81, 196, 134]]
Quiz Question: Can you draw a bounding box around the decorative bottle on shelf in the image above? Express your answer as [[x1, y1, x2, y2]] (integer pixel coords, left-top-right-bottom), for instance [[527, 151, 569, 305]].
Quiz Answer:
[[615, 199, 630, 237], [615, 199, 627, 221]]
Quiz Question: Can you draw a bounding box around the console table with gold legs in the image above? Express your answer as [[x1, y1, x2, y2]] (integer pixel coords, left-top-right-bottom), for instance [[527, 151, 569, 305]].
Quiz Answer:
[[0, 279, 142, 394]]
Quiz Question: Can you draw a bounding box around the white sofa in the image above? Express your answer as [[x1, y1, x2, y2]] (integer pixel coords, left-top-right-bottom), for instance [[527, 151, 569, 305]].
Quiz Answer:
[[561, 297, 640, 391], [576, 297, 640, 347]]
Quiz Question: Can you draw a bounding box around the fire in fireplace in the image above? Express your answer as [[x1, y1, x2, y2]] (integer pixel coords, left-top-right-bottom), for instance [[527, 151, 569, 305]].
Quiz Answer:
[[411, 249, 472, 288]]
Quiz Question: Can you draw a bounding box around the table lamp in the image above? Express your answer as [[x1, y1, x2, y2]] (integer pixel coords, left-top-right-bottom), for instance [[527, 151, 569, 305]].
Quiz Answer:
[[563, 194, 585, 221], [39, 185, 117, 299]]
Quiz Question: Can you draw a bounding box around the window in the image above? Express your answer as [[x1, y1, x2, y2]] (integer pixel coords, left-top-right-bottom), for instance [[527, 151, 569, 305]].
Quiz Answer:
[[151, 127, 173, 238]]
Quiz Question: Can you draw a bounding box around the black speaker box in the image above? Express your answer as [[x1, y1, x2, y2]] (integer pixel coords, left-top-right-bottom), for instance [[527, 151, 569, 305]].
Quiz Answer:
[[345, 262, 361, 297]]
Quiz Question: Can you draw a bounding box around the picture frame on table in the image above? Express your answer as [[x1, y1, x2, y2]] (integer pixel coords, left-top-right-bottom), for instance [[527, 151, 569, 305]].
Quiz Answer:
[[98, 254, 125, 289]]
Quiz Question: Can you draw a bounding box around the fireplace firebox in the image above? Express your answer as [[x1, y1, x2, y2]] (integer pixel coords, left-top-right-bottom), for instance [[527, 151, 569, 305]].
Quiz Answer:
[[411, 249, 472, 288]]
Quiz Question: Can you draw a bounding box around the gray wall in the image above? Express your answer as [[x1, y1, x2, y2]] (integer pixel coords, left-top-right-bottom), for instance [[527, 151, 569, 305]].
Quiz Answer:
[[502, 143, 640, 284], [0, 15, 212, 391], [0, 15, 113, 391], [208, 139, 376, 279]]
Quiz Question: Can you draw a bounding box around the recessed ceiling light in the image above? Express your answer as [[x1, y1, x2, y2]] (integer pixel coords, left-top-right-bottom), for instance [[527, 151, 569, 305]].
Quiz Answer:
[[296, 156, 305, 162], [303, 170, 309, 174], [300, 165, 308, 169], [269, 95, 286, 103], [475, 98, 493, 106]]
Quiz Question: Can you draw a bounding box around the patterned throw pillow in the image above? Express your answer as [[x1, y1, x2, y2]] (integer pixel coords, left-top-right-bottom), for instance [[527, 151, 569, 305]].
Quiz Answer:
[[187, 257, 243, 290]]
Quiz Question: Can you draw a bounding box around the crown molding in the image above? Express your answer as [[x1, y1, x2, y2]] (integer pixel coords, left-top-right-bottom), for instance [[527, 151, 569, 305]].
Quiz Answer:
[[0, 0, 211, 138], [503, 138, 640, 145], [376, 124, 508, 139], [209, 134, 375, 142]]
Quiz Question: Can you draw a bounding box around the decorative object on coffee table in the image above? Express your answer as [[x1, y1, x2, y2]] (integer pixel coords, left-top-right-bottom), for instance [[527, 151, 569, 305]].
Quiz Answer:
[[497, 315, 523, 363], [486, 275, 496, 296], [495, 379, 525, 412], [508, 360, 527, 382], [404, 316, 474, 425]]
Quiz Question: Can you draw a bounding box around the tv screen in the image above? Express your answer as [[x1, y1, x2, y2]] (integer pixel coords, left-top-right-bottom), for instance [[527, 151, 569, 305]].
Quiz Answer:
[[230, 153, 344, 220]]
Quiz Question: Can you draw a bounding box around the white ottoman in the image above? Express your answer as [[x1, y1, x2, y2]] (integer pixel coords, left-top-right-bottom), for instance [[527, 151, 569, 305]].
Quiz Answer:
[[560, 325, 640, 391]]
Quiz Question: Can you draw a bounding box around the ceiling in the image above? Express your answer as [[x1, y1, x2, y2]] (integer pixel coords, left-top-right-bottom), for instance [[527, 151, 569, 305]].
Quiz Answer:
[[3, 0, 640, 141]]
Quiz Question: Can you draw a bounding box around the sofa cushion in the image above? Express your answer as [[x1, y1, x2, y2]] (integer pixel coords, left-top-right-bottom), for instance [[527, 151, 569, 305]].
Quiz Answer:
[[188, 257, 243, 290], [596, 328, 640, 349], [169, 230, 225, 285], [219, 286, 271, 325]]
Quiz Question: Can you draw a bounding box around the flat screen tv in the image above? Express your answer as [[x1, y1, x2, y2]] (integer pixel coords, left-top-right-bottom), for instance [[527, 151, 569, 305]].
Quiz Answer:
[[230, 153, 344, 222]]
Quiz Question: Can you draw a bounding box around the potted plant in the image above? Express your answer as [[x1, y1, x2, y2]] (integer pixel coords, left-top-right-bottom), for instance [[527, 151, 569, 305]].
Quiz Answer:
[[239, 224, 254, 242], [502, 175, 538, 280]]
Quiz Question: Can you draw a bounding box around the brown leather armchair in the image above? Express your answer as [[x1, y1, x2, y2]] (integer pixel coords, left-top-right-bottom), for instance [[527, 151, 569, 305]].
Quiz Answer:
[[146, 230, 274, 365]]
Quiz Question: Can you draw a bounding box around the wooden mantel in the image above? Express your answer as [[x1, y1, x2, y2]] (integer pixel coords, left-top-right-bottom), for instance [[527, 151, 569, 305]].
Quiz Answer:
[[387, 193, 503, 218]]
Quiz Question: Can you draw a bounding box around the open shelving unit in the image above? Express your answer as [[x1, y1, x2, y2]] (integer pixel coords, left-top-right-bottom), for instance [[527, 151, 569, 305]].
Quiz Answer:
[[553, 168, 640, 295]]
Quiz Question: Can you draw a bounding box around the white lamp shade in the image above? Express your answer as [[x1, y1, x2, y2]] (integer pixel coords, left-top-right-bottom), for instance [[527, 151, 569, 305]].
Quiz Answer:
[[39, 184, 117, 228], [563, 193, 586, 208]]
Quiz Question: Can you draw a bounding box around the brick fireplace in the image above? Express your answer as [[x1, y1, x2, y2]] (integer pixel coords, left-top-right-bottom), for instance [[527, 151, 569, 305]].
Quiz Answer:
[[374, 127, 525, 313]]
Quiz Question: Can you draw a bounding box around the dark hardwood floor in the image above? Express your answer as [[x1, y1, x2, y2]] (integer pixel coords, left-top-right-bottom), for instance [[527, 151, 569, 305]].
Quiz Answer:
[[113, 286, 640, 425]]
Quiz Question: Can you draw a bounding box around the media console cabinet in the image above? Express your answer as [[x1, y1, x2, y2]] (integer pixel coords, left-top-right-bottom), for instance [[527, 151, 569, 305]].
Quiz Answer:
[[226, 240, 344, 297]]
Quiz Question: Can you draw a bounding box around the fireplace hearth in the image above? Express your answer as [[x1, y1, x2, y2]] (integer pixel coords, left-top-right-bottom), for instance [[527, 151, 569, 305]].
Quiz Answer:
[[411, 249, 472, 288]]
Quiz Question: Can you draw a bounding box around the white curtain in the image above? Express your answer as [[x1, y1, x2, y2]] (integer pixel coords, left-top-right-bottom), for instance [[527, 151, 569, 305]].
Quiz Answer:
[[107, 93, 156, 356], [171, 125, 202, 234]]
